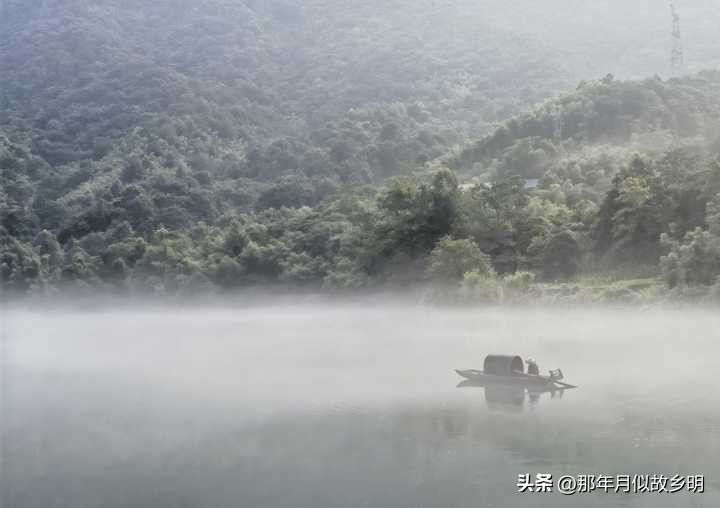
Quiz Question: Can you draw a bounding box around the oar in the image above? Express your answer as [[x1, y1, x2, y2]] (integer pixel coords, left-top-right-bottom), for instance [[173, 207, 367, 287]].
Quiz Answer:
[[547, 378, 577, 389], [512, 370, 578, 389]]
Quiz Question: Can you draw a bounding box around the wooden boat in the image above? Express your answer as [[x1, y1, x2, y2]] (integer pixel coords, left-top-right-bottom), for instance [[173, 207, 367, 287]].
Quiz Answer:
[[455, 355, 576, 389]]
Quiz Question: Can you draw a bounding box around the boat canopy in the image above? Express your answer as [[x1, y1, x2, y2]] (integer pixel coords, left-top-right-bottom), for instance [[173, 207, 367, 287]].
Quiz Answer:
[[483, 355, 524, 376]]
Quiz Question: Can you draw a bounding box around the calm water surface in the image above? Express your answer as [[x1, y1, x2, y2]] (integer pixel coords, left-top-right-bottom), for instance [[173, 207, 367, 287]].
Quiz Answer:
[[2, 304, 719, 507]]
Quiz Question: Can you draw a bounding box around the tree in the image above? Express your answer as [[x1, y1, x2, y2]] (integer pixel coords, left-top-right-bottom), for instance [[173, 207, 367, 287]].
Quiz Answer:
[[376, 169, 460, 259], [707, 194, 720, 236], [255, 175, 318, 210], [592, 157, 670, 264], [427, 237, 494, 283], [214, 255, 244, 288], [121, 157, 146, 183], [34, 229, 63, 283], [61, 243, 99, 284], [1, 234, 41, 291], [660, 228, 720, 287], [542, 230, 580, 280]]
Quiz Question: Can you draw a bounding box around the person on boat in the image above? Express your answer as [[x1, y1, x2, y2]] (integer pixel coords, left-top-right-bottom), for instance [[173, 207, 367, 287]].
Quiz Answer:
[[526, 358, 539, 376]]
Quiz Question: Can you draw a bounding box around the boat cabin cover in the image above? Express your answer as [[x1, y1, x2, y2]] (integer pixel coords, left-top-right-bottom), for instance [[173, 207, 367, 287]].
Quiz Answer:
[[483, 355, 524, 376]]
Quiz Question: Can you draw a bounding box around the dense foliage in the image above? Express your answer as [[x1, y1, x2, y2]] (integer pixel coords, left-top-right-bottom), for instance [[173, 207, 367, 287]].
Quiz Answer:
[[4, 144, 720, 297], [2, 1, 720, 299]]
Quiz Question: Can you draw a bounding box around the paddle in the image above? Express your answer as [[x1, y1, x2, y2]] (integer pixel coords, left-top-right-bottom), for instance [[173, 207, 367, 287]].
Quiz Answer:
[[512, 370, 577, 389]]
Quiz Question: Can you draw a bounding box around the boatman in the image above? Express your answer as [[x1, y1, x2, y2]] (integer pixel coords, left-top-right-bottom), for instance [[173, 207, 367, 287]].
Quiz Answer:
[[526, 358, 539, 376]]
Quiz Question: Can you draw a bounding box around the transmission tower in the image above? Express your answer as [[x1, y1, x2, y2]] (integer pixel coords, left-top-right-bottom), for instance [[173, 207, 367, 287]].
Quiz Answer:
[[670, 3, 684, 74]]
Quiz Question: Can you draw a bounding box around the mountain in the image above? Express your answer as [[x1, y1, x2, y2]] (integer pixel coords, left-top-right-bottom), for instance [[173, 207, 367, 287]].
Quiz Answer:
[[454, 71, 720, 182], [2, 0, 720, 296]]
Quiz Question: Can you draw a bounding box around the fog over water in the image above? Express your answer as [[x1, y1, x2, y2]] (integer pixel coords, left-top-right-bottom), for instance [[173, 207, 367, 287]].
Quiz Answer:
[[2, 302, 720, 507]]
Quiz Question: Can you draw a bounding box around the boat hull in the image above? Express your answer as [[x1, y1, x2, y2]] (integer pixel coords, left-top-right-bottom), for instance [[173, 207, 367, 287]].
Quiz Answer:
[[455, 369, 555, 387]]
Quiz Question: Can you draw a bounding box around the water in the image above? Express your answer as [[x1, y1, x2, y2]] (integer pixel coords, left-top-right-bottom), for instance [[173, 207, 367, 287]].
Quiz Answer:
[[2, 303, 719, 507]]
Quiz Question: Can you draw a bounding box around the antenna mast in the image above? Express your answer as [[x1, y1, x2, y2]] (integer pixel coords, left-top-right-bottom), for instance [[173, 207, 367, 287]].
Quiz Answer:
[[670, 3, 684, 74]]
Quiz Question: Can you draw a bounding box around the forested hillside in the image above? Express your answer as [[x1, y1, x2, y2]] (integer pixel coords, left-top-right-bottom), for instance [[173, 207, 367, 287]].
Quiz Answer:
[[2, 0, 720, 299], [453, 72, 720, 195]]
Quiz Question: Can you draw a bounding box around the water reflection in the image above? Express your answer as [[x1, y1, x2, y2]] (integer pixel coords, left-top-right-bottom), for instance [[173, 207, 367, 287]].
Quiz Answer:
[[4, 305, 720, 507], [457, 378, 568, 411]]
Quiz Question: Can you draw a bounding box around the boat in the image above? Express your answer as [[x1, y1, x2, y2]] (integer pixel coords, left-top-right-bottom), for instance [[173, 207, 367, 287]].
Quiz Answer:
[[455, 354, 576, 389]]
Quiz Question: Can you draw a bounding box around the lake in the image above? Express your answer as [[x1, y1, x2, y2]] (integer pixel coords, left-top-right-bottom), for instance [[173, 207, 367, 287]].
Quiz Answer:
[[2, 302, 719, 507]]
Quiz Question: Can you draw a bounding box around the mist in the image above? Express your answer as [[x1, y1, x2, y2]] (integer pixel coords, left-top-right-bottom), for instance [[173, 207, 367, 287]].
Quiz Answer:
[[3, 1, 720, 506], [3, 302, 720, 507]]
